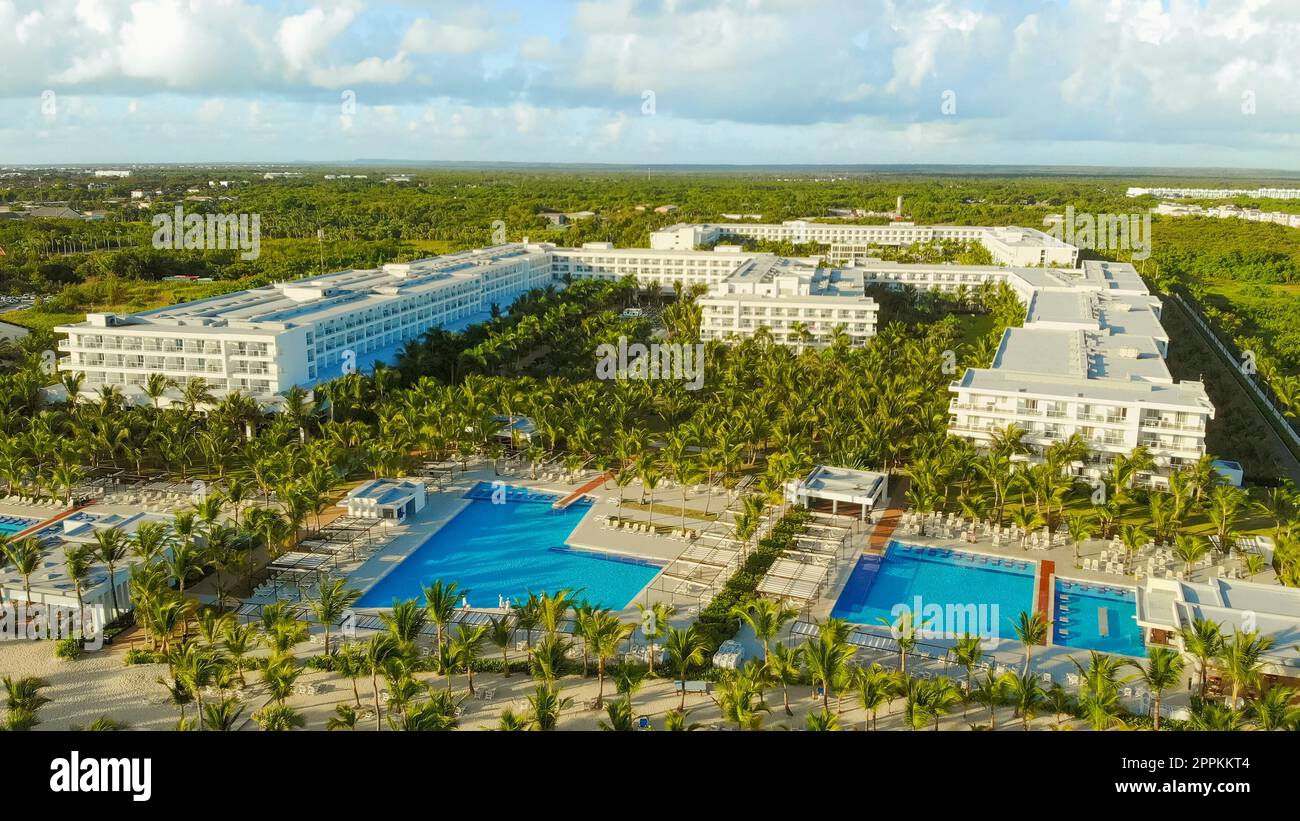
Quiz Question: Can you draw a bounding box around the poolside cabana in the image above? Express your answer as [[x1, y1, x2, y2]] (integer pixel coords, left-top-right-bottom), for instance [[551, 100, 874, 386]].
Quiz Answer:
[[340, 478, 427, 524], [785, 465, 888, 521]]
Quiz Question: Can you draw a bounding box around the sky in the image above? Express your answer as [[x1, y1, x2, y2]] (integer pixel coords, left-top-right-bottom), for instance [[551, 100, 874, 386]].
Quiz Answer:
[[3, 0, 1300, 168]]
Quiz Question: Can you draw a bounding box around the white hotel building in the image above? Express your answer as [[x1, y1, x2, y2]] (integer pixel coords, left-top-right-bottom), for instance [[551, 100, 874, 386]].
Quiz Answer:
[[56, 245, 553, 403], [54, 224, 1212, 481], [649, 220, 1080, 267]]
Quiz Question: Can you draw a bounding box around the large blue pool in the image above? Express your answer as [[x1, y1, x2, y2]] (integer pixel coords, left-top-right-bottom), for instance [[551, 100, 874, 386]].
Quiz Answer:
[[1052, 579, 1145, 657], [356, 482, 663, 610], [831, 542, 1038, 641]]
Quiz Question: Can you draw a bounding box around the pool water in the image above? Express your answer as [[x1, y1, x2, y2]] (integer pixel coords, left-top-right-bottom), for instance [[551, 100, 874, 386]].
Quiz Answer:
[[355, 482, 663, 610], [0, 515, 37, 536], [831, 542, 1038, 641], [1053, 579, 1145, 657]]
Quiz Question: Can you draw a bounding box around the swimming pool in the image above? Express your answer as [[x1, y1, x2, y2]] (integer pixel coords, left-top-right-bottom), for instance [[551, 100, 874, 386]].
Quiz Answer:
[[355, 482, 663, 610], [1052, 578, 1145, 657], [831, 542, 1038, 641], [0, 515, 37, 536]]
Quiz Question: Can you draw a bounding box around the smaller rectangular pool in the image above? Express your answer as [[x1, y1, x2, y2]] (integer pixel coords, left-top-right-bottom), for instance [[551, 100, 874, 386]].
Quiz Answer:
[[0, 515, 37, 536], [1053, 578, 1145, 657], [831, 542, 1038, 641]]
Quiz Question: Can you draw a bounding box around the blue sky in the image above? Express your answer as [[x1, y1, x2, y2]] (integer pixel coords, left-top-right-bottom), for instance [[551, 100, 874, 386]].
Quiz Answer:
[[3, 0, 1300, 168]]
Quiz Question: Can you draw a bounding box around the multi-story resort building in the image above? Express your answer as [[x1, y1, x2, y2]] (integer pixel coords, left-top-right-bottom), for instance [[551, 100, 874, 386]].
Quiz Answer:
[[649, 221, 1080, 267], [53, 224, 1211, 483], [56, 245, 553, 400], [1127, 185, 1300, 200]]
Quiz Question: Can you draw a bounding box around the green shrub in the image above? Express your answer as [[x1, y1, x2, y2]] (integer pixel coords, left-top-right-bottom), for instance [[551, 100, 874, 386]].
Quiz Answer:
[[54, 636, 84, 660]]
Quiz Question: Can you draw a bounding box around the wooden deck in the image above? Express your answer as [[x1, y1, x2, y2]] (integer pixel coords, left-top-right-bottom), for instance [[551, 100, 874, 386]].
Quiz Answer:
[[553, 473, 611, 510]]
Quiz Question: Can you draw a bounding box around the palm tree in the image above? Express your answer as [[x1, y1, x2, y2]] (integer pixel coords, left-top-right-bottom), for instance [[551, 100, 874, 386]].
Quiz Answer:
[[1126, 647, 1184, 731], [1012, 611, 1050, 674], [1064, 512, 1093, 569], [363, 634, 399, 731], [767, 642, 802, 716], [253, 704, 306, 731], [201, 698, 245, 731], [952, 633, 984, 715], [1218, 629, 1274, 708], [664, 625, 709, 711], [1173, 534, 1209, 577], [3, 676, 51, 731], [855, 664, 896, 730], [635, 600, 674, 675], [598, 698, 635, 731], [730, 597, 798, 666], [1186, 699, 1246, 731], [1248, 686, 1300, 731], [63, 546, 93, 641], [1118, 522, 1150, 575], [305, 578, 360, 657], [3, 537, 43, 605], [804, 708, 839, 731], [1178, 617, 1224, 697], [802, 629, 854, 712], [90, 527, 130, 620], [527, 684, 572, 731], [496, 708, 531, 731], [712, 671, 769, 731], [584, 611, 633, 708], [1008, 506, 1043, 550], [487, 614, 515, 676], [222, 621, 256, 688], [971, 670, 1006, 730], [449, 624, 489, 695], [327, 703, 359, 731], [1000, 670, 1045, 730]]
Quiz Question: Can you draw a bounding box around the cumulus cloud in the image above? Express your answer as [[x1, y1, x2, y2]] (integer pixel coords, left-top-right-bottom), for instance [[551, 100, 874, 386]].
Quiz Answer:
[[1, 0, 1299, 166]]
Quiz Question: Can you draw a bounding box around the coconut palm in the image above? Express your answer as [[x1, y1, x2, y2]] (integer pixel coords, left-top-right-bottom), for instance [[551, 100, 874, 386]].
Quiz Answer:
[[664, 625, 709, 711], [767, 641, 802, 717], [327, 703, 359, 731], [449, 623, 489, 695], [3, 536, 43, 605], [801, 628, 854, 712], [1248, 686, 1300, 731], [306, 578, 361, 657], [970, 670, 1006, 730], [1000, 670, 1045, 730], [527, 684, 572, 731], [1126, 647, 1184, 731], [1178, 617, 1224, 697], [712, 671, 769, 731], [201, 698, 245, 731], [730, 597, 798, 666], [253, 704, 306, 731], [420, 579, 463, 655], [1218, 629, 1274, 708], [486, 614, 515, 676], [363, 633, 400, 731], [951, 633, 984, 715], [854, 663, 897, 730], [805, 708, 840, 731], [635, 600, 674, 675], [1012, 611, 1050, 674], [1174, 534, 1210, 577], [1064, 512, 1094, 569], [598, 698, 635, 731]]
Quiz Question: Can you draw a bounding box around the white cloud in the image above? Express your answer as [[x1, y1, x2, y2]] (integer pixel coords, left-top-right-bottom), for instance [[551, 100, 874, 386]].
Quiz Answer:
[[402, 14, 498, 55]]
